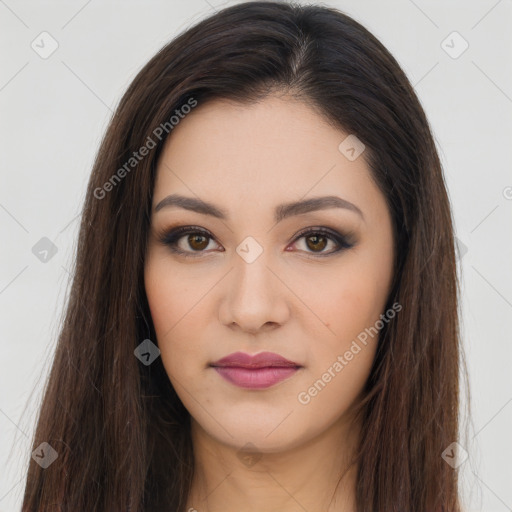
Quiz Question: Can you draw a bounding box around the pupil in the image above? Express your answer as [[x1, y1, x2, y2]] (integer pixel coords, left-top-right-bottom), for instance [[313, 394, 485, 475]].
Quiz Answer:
[[307, 235, 326, 251], [190, 234, 207, 250]]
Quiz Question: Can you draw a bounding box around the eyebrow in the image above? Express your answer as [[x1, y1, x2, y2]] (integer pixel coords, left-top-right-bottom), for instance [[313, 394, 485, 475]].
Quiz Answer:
[[153, 193, 364, 223]]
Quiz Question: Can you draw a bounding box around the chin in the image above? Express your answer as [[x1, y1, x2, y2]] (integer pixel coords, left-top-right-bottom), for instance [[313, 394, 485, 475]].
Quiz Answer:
[[198, 412, 312, 454]]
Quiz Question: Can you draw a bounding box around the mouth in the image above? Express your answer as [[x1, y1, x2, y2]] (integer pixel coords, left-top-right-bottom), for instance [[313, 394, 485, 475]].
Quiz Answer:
[[211, 366, 300, 389], [209, 351, 302, 389]]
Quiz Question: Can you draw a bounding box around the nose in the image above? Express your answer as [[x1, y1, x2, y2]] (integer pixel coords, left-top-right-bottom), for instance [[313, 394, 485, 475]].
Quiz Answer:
[[218, 249, 290, 335]]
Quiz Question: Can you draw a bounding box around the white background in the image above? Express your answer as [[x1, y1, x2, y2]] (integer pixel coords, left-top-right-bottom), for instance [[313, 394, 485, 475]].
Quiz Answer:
[[1, 0, 511, 510]]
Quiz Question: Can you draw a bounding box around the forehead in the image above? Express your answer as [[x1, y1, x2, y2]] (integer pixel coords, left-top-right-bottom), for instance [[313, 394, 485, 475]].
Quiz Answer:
[[153, 95, 378, 219], [158, 95, 346, 171]]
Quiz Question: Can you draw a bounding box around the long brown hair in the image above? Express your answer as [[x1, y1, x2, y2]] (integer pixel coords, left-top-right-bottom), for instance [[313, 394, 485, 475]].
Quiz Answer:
[[20, 1, 470, 510]]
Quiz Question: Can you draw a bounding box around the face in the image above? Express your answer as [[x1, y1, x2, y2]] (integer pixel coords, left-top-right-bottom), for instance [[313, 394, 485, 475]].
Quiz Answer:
[[144, 94, 395, 454]]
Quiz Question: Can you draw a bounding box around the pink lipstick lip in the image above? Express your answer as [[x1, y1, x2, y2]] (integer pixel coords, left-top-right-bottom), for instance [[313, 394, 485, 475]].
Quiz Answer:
[[212, 366, 300, 389], [210, 351, 302, 389], [210, 351, 300, 369]]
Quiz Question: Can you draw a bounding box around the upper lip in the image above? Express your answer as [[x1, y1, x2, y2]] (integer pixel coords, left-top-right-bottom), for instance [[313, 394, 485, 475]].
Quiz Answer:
[[210, 351, 300, 368]]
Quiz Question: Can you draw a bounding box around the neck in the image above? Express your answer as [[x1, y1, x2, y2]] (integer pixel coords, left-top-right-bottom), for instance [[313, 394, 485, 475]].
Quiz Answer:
[[185, 414, 361, 512]]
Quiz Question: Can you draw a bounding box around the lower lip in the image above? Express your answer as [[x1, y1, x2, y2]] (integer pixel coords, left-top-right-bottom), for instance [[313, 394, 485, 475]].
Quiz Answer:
[[212, 366, 299, 389]]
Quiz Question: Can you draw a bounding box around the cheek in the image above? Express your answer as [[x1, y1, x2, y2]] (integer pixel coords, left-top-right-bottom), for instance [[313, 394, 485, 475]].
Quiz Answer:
[[144, 257, 203, 337], [307, 267, 387, 351], [298, 265, 389, 411], [144, 259, 191, 371], [296, 273, 384, 421], [144, 257, 218, 385]]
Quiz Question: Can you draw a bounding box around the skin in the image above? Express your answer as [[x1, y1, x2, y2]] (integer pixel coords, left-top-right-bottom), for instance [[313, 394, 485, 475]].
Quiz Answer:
[[144, 93, 395, 512]]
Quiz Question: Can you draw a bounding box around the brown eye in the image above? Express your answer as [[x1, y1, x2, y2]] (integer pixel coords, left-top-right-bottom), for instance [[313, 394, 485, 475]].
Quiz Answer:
[[305, 234, 328, 252], [158, 226, 220, 257], [188, 234, 209, 251], [159, 225, 354, 259], [291, 227, 354, 256]]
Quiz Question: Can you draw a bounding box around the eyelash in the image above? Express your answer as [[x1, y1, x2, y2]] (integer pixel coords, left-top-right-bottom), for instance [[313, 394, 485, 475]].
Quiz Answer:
[[156, 225, 355, 259]]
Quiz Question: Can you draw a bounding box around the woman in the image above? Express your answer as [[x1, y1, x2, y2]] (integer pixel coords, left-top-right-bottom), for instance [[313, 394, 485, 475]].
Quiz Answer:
[[21, 1, 469, 510]]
